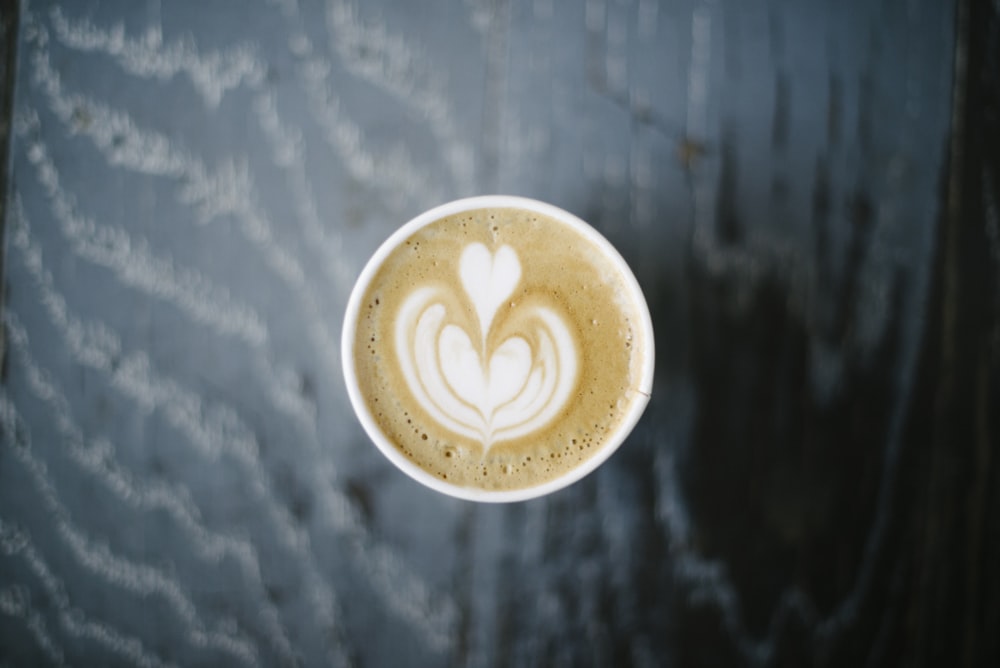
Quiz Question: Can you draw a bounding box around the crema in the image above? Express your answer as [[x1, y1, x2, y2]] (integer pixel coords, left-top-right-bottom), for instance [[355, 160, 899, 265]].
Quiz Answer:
[[349, 205, 651, 493]]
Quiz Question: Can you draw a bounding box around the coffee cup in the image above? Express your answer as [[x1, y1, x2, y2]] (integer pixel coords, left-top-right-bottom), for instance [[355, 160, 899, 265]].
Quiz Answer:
[[342, 196, 654, 502]]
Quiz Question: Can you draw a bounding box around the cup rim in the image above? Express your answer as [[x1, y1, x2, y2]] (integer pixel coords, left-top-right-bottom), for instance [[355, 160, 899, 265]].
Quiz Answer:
[[341, 195, 654, 502]]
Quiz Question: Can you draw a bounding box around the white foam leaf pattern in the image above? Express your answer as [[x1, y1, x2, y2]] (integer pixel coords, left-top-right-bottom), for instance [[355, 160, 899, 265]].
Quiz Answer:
[[395, 244, 578, 451], [459, 243, 520, 343]]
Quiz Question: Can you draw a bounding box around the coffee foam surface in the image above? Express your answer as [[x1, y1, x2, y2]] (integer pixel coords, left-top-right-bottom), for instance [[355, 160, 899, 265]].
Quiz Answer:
[[353, 207, 647, 491], [396, 242, 579, 448]]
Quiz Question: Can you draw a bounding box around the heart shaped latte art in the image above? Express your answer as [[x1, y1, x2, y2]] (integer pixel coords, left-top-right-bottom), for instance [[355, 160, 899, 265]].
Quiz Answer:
[[395, 243, 578, 450]]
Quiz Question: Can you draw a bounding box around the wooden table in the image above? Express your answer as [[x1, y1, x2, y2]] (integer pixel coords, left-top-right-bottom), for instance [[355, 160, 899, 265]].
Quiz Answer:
[[0, 0, 996, 665]]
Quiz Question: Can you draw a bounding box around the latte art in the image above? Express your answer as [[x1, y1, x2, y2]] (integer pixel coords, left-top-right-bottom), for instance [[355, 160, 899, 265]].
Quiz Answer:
[[346, 202, 653, 496], [396, 243, 578, 449]]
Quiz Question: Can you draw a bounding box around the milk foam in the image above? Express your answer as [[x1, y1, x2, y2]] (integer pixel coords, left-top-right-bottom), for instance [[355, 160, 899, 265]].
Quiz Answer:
[[351, 205, 651, 494], [395, 243, 578, 450]]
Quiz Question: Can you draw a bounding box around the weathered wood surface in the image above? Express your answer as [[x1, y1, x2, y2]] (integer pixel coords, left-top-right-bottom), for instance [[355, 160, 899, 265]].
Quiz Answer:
[[0, 0, 996, 666]]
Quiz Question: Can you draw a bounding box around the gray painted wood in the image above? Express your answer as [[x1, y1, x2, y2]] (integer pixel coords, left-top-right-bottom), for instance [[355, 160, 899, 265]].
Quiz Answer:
[[1, 0, 997, 666]]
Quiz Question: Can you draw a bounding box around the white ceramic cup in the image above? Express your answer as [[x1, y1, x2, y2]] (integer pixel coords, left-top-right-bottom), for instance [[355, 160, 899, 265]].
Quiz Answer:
[[341, 196, 655, 502]]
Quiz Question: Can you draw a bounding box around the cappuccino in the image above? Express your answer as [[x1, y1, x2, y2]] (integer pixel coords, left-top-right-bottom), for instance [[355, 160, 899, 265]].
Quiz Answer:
[[344, 198, 653, 499]]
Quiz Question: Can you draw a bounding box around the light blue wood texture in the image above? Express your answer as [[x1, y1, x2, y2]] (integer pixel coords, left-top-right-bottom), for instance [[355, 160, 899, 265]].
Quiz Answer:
[[0, 0, 962, 665]]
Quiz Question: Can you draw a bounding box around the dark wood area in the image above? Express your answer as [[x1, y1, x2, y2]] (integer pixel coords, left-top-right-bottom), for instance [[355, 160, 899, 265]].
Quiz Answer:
[[900, 0, 1000, 663], [670, 0, 1000, 663]]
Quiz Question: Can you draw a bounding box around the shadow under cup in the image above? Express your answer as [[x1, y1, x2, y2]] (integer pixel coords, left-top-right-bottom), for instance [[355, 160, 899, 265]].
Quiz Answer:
[[342, 196, 655, 502]]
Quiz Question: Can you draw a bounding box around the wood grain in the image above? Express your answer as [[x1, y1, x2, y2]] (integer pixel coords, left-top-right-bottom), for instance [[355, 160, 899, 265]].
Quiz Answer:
[[0, 0, 996, 666]]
